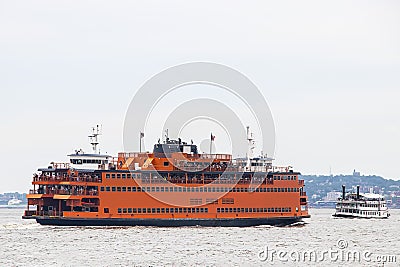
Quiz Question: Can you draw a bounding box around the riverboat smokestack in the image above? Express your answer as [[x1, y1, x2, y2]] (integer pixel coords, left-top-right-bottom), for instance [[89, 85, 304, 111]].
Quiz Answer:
[[342, 185, 346, 200], [356, 185, 360, 200]]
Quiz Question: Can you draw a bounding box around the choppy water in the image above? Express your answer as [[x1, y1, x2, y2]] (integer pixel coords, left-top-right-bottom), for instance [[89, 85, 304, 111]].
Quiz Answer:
[[0, 208, 399, 266]]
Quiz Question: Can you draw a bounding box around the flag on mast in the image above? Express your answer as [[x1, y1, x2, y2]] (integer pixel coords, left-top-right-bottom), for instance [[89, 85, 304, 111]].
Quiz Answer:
[[210, 133, 215, 154], [139, 132, 144, 153]]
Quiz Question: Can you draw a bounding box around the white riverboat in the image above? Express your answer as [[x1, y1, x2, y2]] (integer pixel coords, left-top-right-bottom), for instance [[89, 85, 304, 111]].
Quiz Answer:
[[7, 198, 22, 206], [333, 185, 390, 219]]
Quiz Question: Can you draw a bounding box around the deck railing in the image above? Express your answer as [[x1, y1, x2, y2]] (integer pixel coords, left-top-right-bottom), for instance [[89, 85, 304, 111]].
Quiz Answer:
[[33, 175, 102, 183], [28, 189, 98, 196]]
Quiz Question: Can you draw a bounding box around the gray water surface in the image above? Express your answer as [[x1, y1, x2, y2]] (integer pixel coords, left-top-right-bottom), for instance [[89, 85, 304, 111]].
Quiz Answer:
[[0, 208, 399, 266]]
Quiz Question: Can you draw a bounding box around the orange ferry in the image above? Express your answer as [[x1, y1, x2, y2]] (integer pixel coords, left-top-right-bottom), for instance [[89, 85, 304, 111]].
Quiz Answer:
[[23, 126, 310, 226]]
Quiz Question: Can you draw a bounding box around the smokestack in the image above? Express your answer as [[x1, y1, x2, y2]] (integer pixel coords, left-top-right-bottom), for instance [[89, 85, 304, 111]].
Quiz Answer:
[[342, 185, 346, 200], [356, 185, 360, 199]]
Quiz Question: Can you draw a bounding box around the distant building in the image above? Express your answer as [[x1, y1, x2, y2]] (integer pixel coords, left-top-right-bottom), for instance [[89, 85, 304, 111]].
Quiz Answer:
[[353, 169, 360, 176], [323, 191, 342, 201]]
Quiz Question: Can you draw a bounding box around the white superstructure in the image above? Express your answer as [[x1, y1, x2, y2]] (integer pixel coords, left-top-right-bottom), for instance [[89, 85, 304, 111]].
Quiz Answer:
[[68, 125, 111, 170]]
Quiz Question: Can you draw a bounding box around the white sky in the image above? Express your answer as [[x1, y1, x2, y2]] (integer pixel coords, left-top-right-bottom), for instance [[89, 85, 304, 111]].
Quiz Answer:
[[0, 0, 399, 193]]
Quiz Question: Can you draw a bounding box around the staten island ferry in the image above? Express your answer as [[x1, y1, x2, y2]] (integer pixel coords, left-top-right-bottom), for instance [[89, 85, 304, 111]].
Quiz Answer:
[[23, 126, 310, 226], [333, 185, 390, 219]]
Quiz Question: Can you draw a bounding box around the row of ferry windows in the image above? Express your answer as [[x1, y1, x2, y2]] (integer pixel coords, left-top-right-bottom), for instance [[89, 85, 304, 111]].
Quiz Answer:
[[273, 175, 297, 180], [338, 209, 383, 216], [117, 207, 209, 214], [71, 159, 108, 164], [361, 203, 386, 208], [100, 186, 300, 193], [217, 207, 292, 213], [106, 173, 297, 180], [339, 204, 386, 208], [115, 207, 291, 214]]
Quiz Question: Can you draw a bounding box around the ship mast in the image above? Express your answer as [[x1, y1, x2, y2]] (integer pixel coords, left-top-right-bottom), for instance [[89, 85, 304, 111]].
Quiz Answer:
[[246, 126, 255, 169], [88, 125, 101, 154]]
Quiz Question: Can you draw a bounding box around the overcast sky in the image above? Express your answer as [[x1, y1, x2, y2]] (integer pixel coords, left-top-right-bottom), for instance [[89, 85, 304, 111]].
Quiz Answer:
[[1, 1, 399, 193]]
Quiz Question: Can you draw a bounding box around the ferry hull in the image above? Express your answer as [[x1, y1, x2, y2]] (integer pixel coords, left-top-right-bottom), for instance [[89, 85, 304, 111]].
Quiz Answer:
[[333, 213, 389, 219], [35, 216, 308, 227]]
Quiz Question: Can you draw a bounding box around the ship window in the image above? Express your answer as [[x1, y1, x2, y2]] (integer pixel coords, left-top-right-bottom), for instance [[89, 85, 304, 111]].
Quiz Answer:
[[118, 208, 122, 213], [112, 187, 116, 192], [152, 208, 156, 213], [117, 187, 121, 192], [183, 187, 186, 192], [127, 174, 131, 179], [122, 187, 126, 192], [217, 208, 220, 213], [151, 187, 155, 192], [106, 174, 110, 179], [165, 208, 169, 213], [117, 174, 121, 179], [128, 208, 132, 213], [147, 187, 151, 192], [147, 208, 151, 213], [106, 187, 110, 192], [133, 208, 137, 213], [127, 187, 131, 192], [104, 208, 109, 213], [197, 188, 200, 192], [137, 187, 141, 192], [163, 161, 169, 166], [111, 174, 116, 179], [123, 208, 127, 213], [137, 208, 141, 213], [122, 174, 126, 179], [160, 187, 164, 192], [100, 187, 105, 191]]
